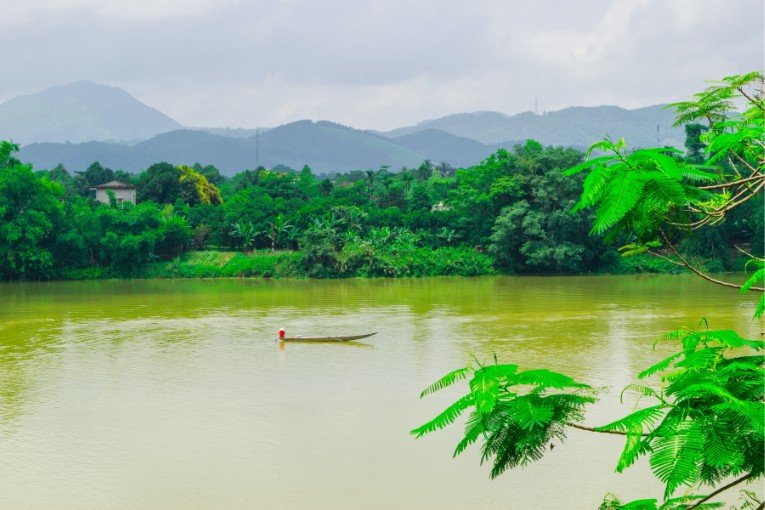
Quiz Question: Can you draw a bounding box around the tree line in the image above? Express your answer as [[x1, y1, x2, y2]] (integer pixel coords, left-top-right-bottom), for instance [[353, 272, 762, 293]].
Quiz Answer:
[[0, 109, 761, 281]]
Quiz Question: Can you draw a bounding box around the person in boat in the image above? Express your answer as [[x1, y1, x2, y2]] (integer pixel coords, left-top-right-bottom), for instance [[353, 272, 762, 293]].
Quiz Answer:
[[278, 328, 285, 340]]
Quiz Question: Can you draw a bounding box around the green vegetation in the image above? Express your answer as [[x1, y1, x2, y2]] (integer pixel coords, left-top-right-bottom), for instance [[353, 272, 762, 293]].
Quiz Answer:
[[412, 72, 764, 508], [1, 74, 761, 282]]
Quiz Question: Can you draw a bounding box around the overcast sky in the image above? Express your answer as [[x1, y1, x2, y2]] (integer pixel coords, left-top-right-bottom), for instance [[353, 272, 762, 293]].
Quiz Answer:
[[2, 0, 763, 130]]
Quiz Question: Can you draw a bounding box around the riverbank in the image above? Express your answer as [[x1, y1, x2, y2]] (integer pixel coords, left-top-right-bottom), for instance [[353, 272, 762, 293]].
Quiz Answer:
[[53, 248, 736, 281]]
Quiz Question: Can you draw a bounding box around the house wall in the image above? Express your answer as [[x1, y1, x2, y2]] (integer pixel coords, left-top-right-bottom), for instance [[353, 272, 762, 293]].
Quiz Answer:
[[95, 188, 136, 204]]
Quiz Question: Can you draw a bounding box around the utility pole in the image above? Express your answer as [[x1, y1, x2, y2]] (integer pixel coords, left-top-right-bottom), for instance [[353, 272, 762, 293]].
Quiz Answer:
[[657, 124, 660, 145], [255, 127, 260, 169], [534, 97, 538, 115]]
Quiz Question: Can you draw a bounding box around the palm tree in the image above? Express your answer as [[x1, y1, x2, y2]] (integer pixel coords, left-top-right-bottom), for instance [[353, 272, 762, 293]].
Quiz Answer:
[[266, 214, 294, 251], [229, 221, 259, 252]]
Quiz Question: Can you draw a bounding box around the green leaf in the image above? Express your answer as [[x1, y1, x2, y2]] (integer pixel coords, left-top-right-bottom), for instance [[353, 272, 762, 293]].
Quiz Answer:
[[591, 172, 645, 235], [410, 393, 474, 438], [513, 369, 590, 389], [620, 383, 661, 404], [649, 421, 704, 498], [620, 498, 658, 510], [639, 352, 684, 379], [470, 370, 500, 415], [419, 366, 471, 398], [616, 424, 648, 472], [507, 397, 554, 430], [596, 405, 666, 433], [564, 155, 618, 176], [453, 411, 485, 457]]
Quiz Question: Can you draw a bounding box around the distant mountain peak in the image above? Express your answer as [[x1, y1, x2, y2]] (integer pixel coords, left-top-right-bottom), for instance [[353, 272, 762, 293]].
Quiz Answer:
[[0, 81, 182, 145]]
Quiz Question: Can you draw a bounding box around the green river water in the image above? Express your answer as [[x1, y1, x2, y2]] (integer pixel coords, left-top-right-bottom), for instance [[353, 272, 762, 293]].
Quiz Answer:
[[0, 275, 760, 509]]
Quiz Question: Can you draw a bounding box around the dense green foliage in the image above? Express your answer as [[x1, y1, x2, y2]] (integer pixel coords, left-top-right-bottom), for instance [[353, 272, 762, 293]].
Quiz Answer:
[[413, 327, 763, 501], [412, 72, 765, 509]]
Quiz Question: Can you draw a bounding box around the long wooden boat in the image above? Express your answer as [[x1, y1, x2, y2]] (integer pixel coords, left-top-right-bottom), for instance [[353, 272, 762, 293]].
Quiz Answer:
[[280, 332, 377, 343]]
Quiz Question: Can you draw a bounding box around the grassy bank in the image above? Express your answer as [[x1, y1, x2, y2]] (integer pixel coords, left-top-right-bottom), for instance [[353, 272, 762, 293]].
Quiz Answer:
[[138, 247, 496, 279], [55, 248, 738, 281]]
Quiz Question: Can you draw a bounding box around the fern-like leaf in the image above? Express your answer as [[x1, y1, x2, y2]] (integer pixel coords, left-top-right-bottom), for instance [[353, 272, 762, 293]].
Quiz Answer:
[[596, 405, 666, 433], [507, 397, 554, 430], [649, 421, 704, 498], [410, 393, 475, 438], [639, 352, 684, 379], [419, 366, 470, 398], [591, 172, 645, 235]]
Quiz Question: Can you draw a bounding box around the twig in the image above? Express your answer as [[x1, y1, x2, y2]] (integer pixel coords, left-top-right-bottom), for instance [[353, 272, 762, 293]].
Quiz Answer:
[[686, 473, 753, 510], [659, 230, 764, 292]]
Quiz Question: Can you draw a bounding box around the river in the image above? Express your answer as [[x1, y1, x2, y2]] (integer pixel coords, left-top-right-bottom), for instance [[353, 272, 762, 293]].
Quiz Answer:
[[0, 275, 760, 509]]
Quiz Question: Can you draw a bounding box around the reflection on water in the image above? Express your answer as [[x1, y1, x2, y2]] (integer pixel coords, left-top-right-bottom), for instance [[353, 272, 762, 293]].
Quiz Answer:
[[0, 276, 760, 509]]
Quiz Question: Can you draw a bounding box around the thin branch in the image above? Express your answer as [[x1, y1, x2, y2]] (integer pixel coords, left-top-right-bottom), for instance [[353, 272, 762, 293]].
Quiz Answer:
[[731, 151, 761, 176], [659, 230, 764, 292], [733, 245, 762, 260], [565, 422, 649, 437], [648, 250, 686, 267], [717, 181, 764, 214], [686, 473, 753, 510], [738, 86, 765, 112], [726, 155, 744, 179], [699, 173, 764, 190]]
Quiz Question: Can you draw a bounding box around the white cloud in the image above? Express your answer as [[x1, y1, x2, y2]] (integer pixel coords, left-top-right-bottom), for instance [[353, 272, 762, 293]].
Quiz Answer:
[[528, 0, 652, 69], [1, 0, 762, 129]]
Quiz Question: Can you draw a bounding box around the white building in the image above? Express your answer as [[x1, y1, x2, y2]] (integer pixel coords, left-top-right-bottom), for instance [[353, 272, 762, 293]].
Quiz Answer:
[[90, 181, 137, 204]]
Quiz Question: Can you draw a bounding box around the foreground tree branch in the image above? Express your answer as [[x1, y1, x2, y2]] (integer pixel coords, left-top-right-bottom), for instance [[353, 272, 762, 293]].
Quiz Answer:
[[659, 229, 764, 292], [686, 473, 753, 510]]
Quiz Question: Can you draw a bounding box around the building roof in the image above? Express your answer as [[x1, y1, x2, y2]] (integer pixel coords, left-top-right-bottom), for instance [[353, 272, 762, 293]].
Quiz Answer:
[[90, 180, 135, 190]]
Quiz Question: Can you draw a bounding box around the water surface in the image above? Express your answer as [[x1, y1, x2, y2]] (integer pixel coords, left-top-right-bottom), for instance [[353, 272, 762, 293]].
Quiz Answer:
[[0, 276, 760, 509]]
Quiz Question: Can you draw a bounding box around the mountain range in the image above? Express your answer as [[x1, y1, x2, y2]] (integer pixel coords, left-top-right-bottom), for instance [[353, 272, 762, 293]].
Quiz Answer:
[[3, 81, 686, 175]]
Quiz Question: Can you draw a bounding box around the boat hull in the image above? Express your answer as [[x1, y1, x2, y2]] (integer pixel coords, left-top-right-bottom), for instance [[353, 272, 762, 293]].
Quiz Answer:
[[280, 332, 377, 343]]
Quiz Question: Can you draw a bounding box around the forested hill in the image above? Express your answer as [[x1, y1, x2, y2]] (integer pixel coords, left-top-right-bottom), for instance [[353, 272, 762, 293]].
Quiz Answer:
[[7, 81, 685, 174], [18, 122, 514, 175], [385, 105, 684, 148], [0, 81, 181, 145]]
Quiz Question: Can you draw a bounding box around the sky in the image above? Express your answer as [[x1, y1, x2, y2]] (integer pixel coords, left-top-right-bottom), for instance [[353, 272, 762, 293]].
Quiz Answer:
[[1, 0, 763, 130]]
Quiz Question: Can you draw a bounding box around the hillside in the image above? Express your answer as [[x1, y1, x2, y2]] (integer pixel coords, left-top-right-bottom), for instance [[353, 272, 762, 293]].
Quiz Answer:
[[390, 129, 504, 168], [0, 81, 181, 145], [386, 105, 683, 148], [18, 121, 430, 175], [5, 81, 691, 173]]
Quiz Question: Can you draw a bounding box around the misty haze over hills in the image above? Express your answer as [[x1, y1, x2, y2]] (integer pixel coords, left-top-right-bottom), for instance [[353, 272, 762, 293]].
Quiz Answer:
[[5, 81, 684, 174]]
